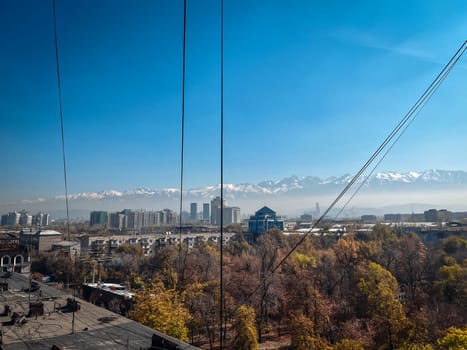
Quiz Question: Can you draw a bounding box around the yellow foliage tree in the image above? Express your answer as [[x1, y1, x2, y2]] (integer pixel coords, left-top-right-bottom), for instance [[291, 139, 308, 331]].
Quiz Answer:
[[436, 327, 467, 349], [397, 343, 433, 350], [334, 339, 365, 350], [358, 262, 408, 348], [231, 305, 259, 350], [130, 281, 190, 341], [289, 313, 330, 350]]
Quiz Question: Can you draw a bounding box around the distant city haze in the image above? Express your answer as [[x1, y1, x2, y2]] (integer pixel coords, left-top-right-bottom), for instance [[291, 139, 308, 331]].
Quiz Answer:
[[2, 170, 467, 219]]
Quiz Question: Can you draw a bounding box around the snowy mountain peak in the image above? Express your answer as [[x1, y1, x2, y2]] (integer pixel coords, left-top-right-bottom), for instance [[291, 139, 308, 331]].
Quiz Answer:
[[21, 169, 467, 205]]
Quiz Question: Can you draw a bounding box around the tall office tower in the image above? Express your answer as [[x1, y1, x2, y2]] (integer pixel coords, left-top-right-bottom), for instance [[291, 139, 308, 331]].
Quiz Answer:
[[0, 214, 7, 226], [210, 196, 224, 225], [158, 209, 176, 225], [126, 210, 144, 229], [33, 212, 50, 227], [231, 206, 241, 224], [109, 212, 125, 230], [190, 203, 197, 221], [90, 211, 108, 226], [223, 206, 241, 225], [203, 203, 210, 221], [6, 212, 21, 226], [18, 211, 32, 226], [143, 211, 158, 227]]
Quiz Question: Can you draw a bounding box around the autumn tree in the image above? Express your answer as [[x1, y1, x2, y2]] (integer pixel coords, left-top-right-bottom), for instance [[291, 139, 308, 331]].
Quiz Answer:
[[289, 313, 330, 350], [130, 281, 190, 341], [394, 233, 428, 310], [255, 229, 286, 341], [181, 241, 220, 286], [396, 344, 433, 350], [333, 236, 362, 299], [231, 305, 259, 350], [436, 326, 467, 349], [360, 224, 399, 272], [184, 280, 220, 349], [334, 339, 364, 350], [357, 261, 408, 349]]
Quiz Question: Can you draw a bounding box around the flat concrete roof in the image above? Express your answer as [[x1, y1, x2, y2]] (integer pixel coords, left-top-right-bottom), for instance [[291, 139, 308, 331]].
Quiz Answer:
[[0, 273, 199, 350]]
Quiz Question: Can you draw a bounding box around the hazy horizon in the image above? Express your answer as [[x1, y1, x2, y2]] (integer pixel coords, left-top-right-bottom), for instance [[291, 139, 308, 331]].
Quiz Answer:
[[3, 169, 467, 220]]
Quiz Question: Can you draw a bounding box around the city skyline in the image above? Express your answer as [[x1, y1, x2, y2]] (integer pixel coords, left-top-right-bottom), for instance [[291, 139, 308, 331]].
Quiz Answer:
[[2, 1, 467, 204], [2, 169, 467, 220]]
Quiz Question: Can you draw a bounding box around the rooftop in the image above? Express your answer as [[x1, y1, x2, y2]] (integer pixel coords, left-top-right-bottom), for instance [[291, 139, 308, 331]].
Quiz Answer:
[[0, 273, 199, 350], [20, 230, 63, 236]]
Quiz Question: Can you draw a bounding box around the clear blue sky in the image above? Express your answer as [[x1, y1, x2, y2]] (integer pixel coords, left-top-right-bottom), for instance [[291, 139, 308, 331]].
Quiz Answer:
[[1, 0, 467, 202]]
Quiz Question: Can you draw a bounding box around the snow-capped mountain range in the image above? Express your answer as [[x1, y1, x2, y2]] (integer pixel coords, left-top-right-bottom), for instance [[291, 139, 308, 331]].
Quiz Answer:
[[4, 169, 467, 218], [45, 169, 467, 200]]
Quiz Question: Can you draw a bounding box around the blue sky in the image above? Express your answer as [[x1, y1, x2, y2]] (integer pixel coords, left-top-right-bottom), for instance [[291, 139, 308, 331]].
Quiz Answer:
[[1, 0, 467, 202]]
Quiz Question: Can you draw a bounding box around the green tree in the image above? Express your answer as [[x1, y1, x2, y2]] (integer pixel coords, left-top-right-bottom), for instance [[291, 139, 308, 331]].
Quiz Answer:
[[231, 305, 259, 350], [130, 281, 190, 341]]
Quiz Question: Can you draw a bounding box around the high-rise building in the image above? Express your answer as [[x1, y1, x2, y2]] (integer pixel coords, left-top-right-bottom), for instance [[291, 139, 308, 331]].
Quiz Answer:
[[2, 212, 21, 226], [90, 211, 108, 226], [159, 209, 176, 225], [18, 211, 32, 226], [0, 214, 8, 226], [190, 203, 197, 221], [224, 207, 241, 225], [126, 210, 144, 229], [210, 196, 224, 225], [203, 203, 210, 221], [33, 212, 50, 227], [143, 211, 159, 227], [109, 213, 125, 230]]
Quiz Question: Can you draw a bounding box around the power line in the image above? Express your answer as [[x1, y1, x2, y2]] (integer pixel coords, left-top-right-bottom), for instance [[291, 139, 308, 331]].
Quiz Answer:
[[335, 44, 465, 219], [177, 1, 187, 349], [52, 0, 70, 246], [219, 0, 225, 348], [239, 40, 467, 308], [52, 0, 74, 334], [178, 0, 187, 288]]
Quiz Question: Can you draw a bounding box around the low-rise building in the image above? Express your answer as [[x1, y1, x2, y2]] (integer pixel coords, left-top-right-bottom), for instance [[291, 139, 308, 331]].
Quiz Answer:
[[0, 233, 29, 273], [19, 230, 64, 253]]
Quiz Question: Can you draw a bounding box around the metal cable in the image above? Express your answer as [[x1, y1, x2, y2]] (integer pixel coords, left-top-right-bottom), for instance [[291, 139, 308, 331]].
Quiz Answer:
[[335, 45, 465, 219], [238, 40, 467, 308], [178, 0, 187, 289], [219, 0, 225, 347], [52, 0, 71, 249], [52, 0, 75, 334]]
